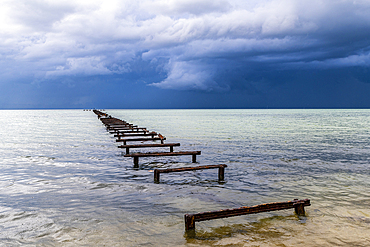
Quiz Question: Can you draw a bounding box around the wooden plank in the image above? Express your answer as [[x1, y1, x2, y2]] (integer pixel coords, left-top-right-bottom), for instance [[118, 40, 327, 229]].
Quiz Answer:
[[101, 120, 127, 125], [105, 122, 130, 125], [103, 121, 127, 125], [101, 119, 124, 122], [108, 125, 137, 129], [118, 143, 180, 148], [116, 137, 165, 144], [110, 127, 145, 130], [125, 151, 201, 166], [110, 127, 147, 132], [184, 199, 311, 231], [118, 143, 180, 154], [114, 132, 157, 138], [108, 126, 139, 130], [125, 151, 201, 157], [154, 164, 227, 182], [110, 130, 148, 134], [100, 118, 123, 122], [107, 125, 134, 128], [93, 110, 108, 117], [155, 164, 226, 173], [105, 122, 129, 125]]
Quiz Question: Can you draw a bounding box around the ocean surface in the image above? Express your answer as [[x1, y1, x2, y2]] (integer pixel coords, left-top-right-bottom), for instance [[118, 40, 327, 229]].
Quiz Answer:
[[0, 109, 369, 246]]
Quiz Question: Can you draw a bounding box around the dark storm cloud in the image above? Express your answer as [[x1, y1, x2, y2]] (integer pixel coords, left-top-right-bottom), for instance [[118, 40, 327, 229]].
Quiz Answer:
[[1, 0, 370, 108]]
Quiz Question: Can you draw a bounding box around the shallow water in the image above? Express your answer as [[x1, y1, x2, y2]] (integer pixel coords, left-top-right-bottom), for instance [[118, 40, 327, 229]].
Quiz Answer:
[[0, 109, 369, 246]]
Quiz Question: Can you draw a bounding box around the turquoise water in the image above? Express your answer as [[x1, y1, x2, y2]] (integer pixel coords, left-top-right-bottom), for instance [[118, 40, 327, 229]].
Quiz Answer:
[[0, 109, 369, 246]]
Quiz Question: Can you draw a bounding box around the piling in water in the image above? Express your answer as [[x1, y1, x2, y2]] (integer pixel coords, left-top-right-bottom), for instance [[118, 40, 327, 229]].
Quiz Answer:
[[184, 199, 311, 231]]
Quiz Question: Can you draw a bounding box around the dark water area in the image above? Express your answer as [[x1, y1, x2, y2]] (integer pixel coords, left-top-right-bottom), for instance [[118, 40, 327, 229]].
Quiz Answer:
[[0, 109, 369, 246]]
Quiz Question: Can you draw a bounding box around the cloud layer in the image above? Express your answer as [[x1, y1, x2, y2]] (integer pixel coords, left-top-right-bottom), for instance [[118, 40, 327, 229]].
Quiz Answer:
[[1, 0, 370, 107]]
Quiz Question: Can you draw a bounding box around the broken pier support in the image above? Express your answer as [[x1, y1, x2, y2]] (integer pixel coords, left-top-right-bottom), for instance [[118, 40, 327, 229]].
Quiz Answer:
[[125, 151, 201, 166], [184, 198, 311, 231], [118, 143, 181, 154], [154, 164, 227, 182], [116, 137, 166, 145]]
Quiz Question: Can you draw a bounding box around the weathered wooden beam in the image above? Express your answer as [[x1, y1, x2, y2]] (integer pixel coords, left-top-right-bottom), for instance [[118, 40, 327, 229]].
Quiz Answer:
[[108, 126, 140, 130], [100, 118, 124, 123], [101, 119, 124, 123], [110, 127, 147, 133], [104, 122, 130, 125], [107, 125, 135, 129], [118, 143, 180, 154], [114, 132, 157, 139], [101, 121, 128, 125], [125, 151, 201, 158], [104, 121, 129, 125], [93, 112, 108, 118], [107, 125, 137, 129], [110, 130, 148, 134], [184, 199, 311, 231], [116, 137, 166, 145], [124, 151, 201, 166], [109, 127, 138, 132], [100, 119, 127, 127], [154, 164, 227, 182]]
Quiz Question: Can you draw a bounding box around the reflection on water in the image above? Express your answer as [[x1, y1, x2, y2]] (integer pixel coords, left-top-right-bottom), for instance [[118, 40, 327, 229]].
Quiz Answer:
[[0, 109, 369, 246]]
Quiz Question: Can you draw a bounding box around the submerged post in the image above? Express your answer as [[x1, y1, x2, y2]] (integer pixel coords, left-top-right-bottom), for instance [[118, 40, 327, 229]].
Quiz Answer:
[[133, 157, 139, 167], [218, 166, 225, 180], [154, 170, 160, 182], [293, 199, 306, 215], [185, 214, 196, 231]]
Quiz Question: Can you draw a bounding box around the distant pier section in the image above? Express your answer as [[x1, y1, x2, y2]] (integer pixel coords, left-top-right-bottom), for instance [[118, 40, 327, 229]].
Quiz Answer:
[[91, 109, 310, 233]]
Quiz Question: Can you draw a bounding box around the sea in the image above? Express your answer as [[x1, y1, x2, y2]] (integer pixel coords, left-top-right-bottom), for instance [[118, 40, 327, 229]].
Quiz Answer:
[[0, 109, 369, 246]]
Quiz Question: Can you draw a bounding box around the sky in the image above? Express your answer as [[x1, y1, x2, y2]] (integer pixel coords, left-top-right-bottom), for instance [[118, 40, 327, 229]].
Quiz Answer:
[[1, 0, 370, 109]]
